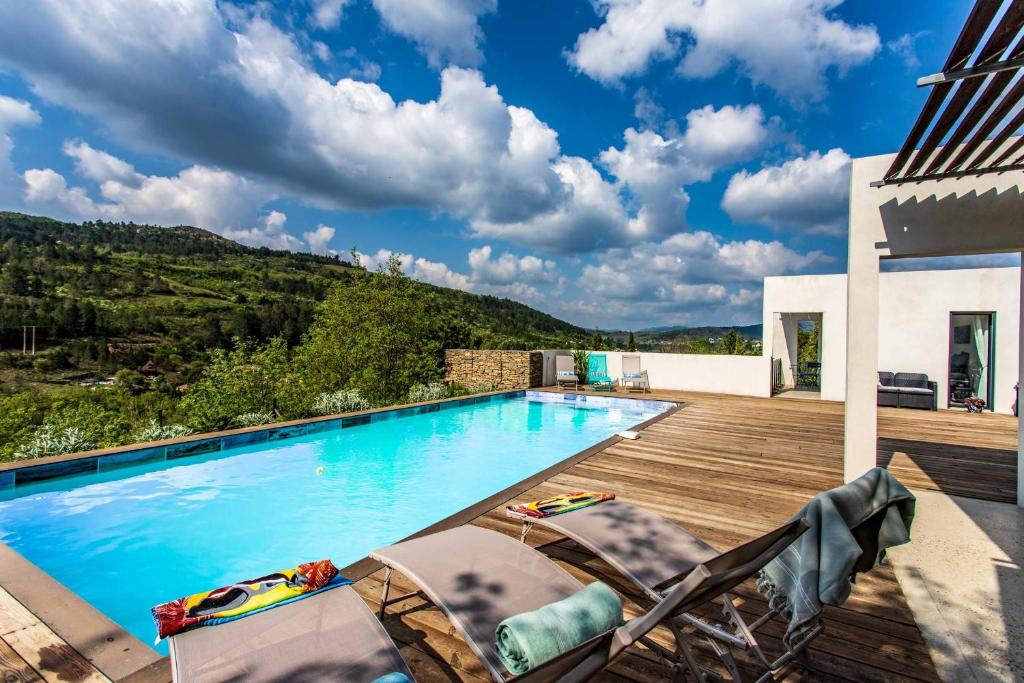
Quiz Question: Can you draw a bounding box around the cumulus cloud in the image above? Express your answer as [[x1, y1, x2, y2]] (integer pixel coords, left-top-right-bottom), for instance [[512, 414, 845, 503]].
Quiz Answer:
[[476, 103, 769, 252], [568, 0, 880, 102], [722, 148, 851, 235], [0, 2, 784, 256], [0, 95, 40, 206], [19, 139, 306, 249], [310, 0, 354, 29], [468, 245, 559, 285], [577, 230, 830, 320], [304, 224, 336, 254], [355, 248, 473, 291], [371, 0, 497, 68], [598, 103, 769, 242]]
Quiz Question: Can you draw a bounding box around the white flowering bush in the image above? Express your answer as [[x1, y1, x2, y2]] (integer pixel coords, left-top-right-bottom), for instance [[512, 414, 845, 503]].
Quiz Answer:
[[134, 421, 195, 442], [16, 425, 95, 459], [311, 389, 371, 416], [407, 382, 449, 403], [235, 411, 275, 428]]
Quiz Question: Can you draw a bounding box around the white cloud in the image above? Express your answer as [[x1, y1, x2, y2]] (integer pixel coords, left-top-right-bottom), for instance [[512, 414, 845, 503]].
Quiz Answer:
[[568, 0, 880, 101], [468, 245, 559, 285], [576, 230, 830, 321], [355, 248, 473, 291], [310, 0, 354, 29], [722, 148, 851, 235], [887, 31, 929, 70], [304, 223, 336, 254], [63, 139, 140, 185], [680, 104, 770, 169], [224, 211, 304, 251], [0, 95, 39, 206], [370, 0, 497, 68], [20, 140, 303, 249]]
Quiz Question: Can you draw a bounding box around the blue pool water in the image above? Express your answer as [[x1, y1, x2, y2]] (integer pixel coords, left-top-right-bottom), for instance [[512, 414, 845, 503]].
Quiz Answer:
[[0, 392, 670, 650]]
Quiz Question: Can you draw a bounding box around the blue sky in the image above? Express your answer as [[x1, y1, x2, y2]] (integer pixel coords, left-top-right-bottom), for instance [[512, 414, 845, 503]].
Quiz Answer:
[[0, 0, 1014, 329]]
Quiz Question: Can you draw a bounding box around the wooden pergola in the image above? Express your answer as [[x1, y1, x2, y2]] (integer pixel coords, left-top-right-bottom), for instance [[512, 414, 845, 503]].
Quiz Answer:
[[875, 0, 1024, 186]]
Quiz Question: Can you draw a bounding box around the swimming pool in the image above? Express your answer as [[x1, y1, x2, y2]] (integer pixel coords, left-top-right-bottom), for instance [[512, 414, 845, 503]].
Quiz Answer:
[[0, 391, 672, 651]]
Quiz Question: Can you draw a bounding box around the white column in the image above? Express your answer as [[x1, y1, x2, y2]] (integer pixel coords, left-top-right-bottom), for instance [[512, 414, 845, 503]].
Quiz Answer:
[[1018, 252, 1023, 507], [844, 171, 881, 483]]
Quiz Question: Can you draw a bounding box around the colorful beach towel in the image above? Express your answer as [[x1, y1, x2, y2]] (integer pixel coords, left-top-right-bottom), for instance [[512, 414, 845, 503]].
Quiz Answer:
[[152, 559, 347, 640], [507, 491, 615, 519]]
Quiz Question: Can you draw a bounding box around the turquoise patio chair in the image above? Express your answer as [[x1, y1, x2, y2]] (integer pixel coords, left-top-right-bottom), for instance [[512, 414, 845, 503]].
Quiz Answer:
[[587, 354, 614, 392]]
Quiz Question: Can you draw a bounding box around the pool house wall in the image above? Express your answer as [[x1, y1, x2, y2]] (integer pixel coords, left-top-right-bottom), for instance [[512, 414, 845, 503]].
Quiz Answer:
[[764, 268, 1021, 411]]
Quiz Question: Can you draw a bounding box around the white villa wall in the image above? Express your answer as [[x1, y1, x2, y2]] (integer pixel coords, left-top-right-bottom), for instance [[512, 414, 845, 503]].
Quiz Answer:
[[577, 350, 771, 397], [765, 268, 1021, 413], [763, 274, 848, 401]]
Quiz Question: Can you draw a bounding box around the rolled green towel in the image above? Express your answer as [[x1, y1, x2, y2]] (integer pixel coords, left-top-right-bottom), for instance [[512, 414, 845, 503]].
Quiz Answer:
[[495, 581, 624, 675]]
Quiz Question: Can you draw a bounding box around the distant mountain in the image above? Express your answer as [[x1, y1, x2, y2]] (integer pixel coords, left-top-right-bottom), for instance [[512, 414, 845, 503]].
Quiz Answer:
[[617, 324, 762, 339]]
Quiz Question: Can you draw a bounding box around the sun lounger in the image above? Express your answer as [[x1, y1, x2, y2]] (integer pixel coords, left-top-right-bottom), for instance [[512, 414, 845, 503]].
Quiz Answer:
[[620, 355, 649, 393], [371, 523, 803, 682], [554, 355, 578, 391], [586, 354, 614, 391], [508, 500, 810, 682], [169, 585, 412, 682]]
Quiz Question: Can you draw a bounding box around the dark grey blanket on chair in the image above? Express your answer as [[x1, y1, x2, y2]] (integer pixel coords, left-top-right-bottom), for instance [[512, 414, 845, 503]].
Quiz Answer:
[[757, 467, 915, 646]]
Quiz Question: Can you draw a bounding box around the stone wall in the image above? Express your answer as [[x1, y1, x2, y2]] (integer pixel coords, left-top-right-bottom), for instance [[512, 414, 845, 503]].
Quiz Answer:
[[444, 350, 544, 390]]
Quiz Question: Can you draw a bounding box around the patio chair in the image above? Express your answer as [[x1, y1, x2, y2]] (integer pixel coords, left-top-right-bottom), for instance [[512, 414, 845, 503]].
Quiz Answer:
[[371, 523, 805, 682], [586, 354, 614, 392], [508, 501, 813, 682], [620, 355, 649, 394], [169, 584, 412, 682], [554, 354, 578, 390]]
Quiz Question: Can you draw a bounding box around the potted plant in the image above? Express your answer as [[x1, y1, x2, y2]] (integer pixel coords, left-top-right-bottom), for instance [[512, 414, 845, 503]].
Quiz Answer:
[[572, 349, 590, 385], [963, 396, 986, 413]]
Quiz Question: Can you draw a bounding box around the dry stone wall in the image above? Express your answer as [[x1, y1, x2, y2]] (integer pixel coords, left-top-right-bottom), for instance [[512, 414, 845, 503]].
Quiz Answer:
[[444, 350, 544, 390]]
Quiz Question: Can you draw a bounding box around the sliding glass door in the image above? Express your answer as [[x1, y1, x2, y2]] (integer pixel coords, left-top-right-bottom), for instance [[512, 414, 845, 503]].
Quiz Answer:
[[948, 312, 995, 409]]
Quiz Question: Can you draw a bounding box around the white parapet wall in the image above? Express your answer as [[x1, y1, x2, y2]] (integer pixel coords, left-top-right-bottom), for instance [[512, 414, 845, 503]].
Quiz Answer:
[[546, 350, 771, 398]]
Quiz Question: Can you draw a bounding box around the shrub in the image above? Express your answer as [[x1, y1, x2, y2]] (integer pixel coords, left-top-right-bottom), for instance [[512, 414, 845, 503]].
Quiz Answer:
[[407, 382, 449, 403], [134, 420, 195, 442], [235, 411, 275, 428], [16, 425, 95, 459], [311, 389, 371, 416], [450, 381, 496, 397]]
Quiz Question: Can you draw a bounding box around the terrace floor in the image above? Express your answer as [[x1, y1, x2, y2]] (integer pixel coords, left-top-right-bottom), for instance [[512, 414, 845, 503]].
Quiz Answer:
[[353, 389, 1015, 683], [1, 388, 1018, 682]]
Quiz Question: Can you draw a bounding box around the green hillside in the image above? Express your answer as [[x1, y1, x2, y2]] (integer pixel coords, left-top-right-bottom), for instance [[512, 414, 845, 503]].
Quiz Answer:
[[0, 211, 586, 389]]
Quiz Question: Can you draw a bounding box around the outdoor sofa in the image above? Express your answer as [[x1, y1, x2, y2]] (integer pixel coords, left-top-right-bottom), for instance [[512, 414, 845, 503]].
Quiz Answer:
[[877, 371, 937, 410]]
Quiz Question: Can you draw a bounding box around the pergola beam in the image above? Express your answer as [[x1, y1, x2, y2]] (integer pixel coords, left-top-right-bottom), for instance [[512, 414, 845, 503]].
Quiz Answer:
[[917, 54, 1024, 86]]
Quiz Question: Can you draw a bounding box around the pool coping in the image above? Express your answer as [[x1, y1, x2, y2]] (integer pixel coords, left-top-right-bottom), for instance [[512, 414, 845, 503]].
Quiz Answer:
[[0, 390, 682, 682]]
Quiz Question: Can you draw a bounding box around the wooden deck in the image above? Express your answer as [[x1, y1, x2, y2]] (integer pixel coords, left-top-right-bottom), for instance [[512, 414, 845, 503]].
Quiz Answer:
[[878, 405, 1019, 504], [2, 388, 1018, 682], [355, 390, 954, 683]]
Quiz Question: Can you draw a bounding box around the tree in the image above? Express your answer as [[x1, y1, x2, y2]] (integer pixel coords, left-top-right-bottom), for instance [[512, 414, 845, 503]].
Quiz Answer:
[[180, 337, 292, 431], [626, 331, 636, 352], [720, 329, 744, 355], [591, 328, 604, 350], [295, 258, 442, 406]]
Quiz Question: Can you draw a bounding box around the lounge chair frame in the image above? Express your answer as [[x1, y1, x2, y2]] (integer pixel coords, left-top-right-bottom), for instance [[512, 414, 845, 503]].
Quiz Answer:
[[620, 354, 649, 394], [511, 505, 817, 683], [373, 522, 806, 683], [555, 355, 579, 391]]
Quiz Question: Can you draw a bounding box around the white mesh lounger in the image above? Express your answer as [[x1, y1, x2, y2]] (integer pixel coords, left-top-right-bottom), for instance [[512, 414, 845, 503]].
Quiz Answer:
[[169, 584, 412, 682], [370, 523, 804, 682], [507, 500, 815, 682]]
